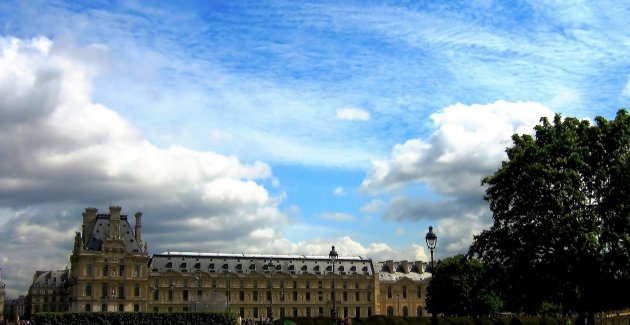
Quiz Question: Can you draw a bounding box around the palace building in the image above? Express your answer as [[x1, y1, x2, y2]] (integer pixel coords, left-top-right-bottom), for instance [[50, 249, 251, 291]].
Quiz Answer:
[[25, 206, 431, 318]]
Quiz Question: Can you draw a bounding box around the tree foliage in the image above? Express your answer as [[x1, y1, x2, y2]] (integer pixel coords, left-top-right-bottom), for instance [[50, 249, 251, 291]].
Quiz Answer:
[[426, 254, 502, 316], [470, 109, 630, 314]]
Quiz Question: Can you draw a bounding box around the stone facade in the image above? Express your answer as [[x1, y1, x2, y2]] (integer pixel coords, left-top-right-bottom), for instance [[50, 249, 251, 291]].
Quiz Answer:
[[25, 206, 431, 318]]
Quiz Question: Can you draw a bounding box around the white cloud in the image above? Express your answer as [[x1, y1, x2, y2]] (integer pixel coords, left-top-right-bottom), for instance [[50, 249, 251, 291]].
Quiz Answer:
[[0, 36, 284, 294], [548, 87, 581, 108], [360, 100, 555, 257], [360, 199, 385, 213], [333, 186, 345, 196], [336, 107, 371, 121], [320, 212, 355, 222], [361, 100, 554, 194]]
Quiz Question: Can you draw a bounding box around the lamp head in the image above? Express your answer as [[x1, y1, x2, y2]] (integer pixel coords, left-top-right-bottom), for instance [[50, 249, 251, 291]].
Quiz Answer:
[[329, 245, 338, 261], [425, 226, 437, 249]]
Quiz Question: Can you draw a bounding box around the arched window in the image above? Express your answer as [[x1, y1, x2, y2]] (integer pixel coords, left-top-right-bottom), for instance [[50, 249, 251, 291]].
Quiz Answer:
[[387, 306, 394, 316]]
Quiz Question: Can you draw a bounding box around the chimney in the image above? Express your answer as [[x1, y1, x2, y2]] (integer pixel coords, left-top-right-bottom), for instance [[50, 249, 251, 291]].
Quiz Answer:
[[135, 212, 142, 244], [415, 261, 426, 274], [109, 206, 122, 239], [83, 207, 98, 244], [385, 260, 395, 273], [401, 260, 410, 273]]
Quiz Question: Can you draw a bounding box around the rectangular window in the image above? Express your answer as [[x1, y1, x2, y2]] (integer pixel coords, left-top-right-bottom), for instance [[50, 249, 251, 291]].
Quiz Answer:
[[267, 291, 272, 301], [306, 292, 311, 301], [355, 307, 361, 317], [119, 264, 125, 277], [318, 307, 323, 317], [402, 286, 407, 298], [86, 283, 92, 297], [254, 307, 259, 318], [253, 280, 258, 288], [318, 291, 323, 302], [368, 307, 372, 317], [343, 291, 348, 301], [293, 307, 298, 317], [293, 291, 298, 301], [153, 289, 159, 301], [102, 283, 109, 298], [355, 291, 360, 302], [306, 281, 310, 289], [417, 286, 422, 298], [168, 289, 173, 301], [101, 304, 107, 312], [134, 304, 140, 312], [134, 284, 141, 297], [183, 290, 189, 301], [85, 304, 91, 312], [240, 280, 245, 288], [184, 279, 188, 287], [118, 304, 124, 312], [387, 285, 392, 298], [118, 284, 125, 299], [135, 264, 141, 277], [197, 290, 203, 298], [343, 281, 348, 289], [293, 281, 297, 288], [280, 280, 285, 288], [103, 264, 109, 277], [240, 307, 245, 318], [355, 281, 359, 290], [318, 281, 322, 289], [239, 291, 245, 301], [306, 307, 311, 317], [86, 264, 93, 277], [253, 291, 258, 301]]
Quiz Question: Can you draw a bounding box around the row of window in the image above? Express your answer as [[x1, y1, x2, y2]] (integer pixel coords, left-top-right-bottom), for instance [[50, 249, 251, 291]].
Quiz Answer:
[[386, 285, 423, 299], [84, 283, 142, 299], [84, 263, 143, 278], [150, 289, 374, 304], [152, 278, 372, 290], [163, 262, 369, 273]]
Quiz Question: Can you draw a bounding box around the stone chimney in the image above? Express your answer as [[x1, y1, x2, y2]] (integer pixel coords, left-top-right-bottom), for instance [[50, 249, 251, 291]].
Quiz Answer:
[[385, 260, 395, 273], [401, 260, 410, 273], [134, 212, 142, 244], [83, 207, 98, 245], [415, 261, 425, 274], [109, 206, 122, 239]]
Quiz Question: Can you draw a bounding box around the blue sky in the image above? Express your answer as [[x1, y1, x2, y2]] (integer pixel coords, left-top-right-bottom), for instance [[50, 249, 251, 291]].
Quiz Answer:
[[1, 0, 629, 295]]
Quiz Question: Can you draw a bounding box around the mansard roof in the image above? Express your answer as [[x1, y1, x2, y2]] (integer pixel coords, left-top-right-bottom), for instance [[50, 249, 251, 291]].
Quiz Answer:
[[149, 252, 375, 276], [375, 260, 431, 282], [31, 269, 69, 288], [85, 214, 141, 253]]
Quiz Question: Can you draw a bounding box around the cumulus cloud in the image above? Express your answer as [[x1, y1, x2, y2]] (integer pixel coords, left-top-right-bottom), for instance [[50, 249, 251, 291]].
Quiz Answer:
[[361, 100, 555, 255], [0, 36, 285, 295], [333, 186, 345, 196], [360, 199, 385, 213], [361, 100, 554, 194], [336, 107, 371, 121]]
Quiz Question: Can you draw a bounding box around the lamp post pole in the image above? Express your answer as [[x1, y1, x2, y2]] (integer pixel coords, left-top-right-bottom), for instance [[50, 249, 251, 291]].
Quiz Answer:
[[267, 261, 275, 324], [329, 246, 338, 325], [425, 226, 438, 324]]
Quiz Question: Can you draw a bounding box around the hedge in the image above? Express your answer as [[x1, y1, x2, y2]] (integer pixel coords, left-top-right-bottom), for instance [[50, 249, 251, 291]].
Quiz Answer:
[[32, 311, 238, 325]]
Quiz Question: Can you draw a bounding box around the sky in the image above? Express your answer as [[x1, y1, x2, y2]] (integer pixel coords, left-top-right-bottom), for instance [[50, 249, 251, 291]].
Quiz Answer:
[[1, 0, 629, 296]]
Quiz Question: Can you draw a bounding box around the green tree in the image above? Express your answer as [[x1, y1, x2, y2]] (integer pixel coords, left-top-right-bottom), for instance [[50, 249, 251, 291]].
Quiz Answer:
[[426, 254, 502, 316], [470, 110, 630, 314]]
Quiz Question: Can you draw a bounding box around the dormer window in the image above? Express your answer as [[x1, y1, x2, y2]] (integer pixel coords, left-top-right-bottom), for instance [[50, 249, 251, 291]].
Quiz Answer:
[[209, 263, 215, 269], [180, 263, 187, 269], [165, 262, 173, 268]]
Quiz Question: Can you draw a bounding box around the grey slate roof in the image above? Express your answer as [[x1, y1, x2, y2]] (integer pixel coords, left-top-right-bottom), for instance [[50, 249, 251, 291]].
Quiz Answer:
[[375, 261, 431, 282], [149, 252, 374, 276], [85, 214, 141, 253], [31, 270, 69, 288]]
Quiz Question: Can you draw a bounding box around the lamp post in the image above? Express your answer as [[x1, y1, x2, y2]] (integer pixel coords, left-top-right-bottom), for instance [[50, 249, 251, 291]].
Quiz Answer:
[[425, 226, 437, 271], [226, 269, 231, 312], [425, 226, 438, 324], [329, 246, 338, 325], [267, 261, 275, 324]]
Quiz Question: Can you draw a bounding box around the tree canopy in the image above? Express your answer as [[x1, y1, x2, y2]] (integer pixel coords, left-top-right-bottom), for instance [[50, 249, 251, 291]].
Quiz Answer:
[[426, 254, 502, 317], [469, 109, 630, 314]]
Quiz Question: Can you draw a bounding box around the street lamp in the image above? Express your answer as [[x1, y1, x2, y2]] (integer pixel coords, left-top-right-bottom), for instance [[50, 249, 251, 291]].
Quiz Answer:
[[267, 261, 275, 324], [329, 246, 338, 325], [425, 226, 437, 271], [425, 226, 438, 324]]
